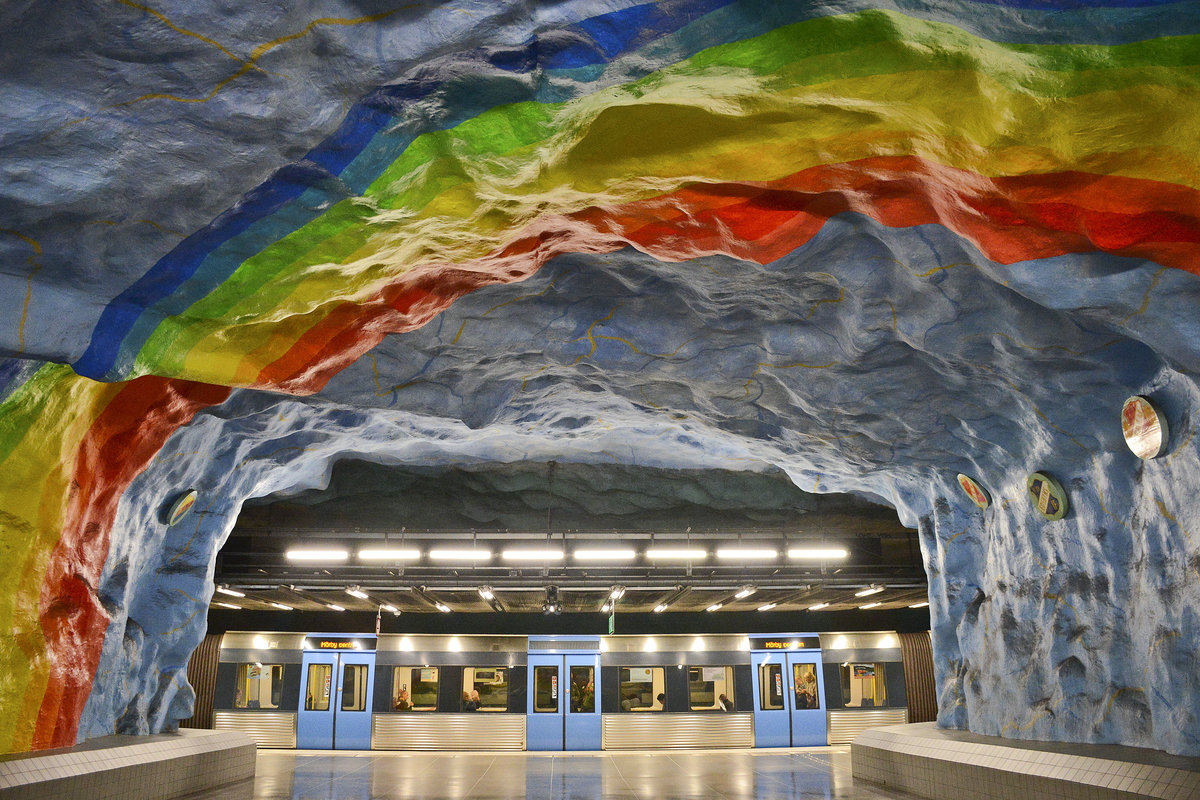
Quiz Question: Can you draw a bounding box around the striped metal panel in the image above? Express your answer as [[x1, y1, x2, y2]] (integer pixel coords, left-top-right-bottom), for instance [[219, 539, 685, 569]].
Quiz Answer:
[[528, 639, 600, 651], [372, 714, 526, 750], [899, 631, 937, 723], [602, 713, 754, 750], [180, 633, 221, 729], [827, 708, 908, 744], [213, 711, 297, 748]]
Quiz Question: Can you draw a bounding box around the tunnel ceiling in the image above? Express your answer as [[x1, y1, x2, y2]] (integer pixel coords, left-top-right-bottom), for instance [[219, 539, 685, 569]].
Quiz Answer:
[[2, 0, 1200, 756]]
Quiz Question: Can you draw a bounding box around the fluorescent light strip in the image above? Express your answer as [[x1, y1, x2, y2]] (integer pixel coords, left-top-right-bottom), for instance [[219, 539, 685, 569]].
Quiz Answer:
[[645, 548, 707, 560], [269, 602, 293, 611], [478, 588, 495, 601], [285, 549, 348, 562], [787, 547, 849, 559], [854, 585, 885, 597], [429, 549, 492, 561], [214, 602, 240, 610], [653, 604, 668, 613], [715, 548, 777, 560], [859, 602, 882, 609], [381, 604, 399, 613], [705, 603, 723, 612], [909, 601, 930, 608], [501, 549, 564, 562], [734, 587, 756, 599], [345, 588, 370, 599], [358, 548, 421, 560], [215, 586, 244, 598], [807, 602, 829, 611], [573, 549, 636, 561], [435, 603, 452, 613], [757, 603, 777, 612], [326, 604, 345, 612]]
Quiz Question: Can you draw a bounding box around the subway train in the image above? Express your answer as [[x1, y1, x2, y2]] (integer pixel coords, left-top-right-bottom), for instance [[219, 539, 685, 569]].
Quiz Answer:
[[196, 631, 933, 750]]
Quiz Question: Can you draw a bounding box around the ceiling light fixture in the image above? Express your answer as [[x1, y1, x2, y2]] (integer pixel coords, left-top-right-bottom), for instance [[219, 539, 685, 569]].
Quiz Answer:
[[478, 587, 494, 601], [326, 604, 345, 612], [854, 584, 885, 597], [501, 549, 564, 562], [715, 548, 777, 561], [435, 602, 452, 613], [734, 586, 757, 599], [381, 604, 399, 614], [787, 547, 849, 560], [653, 604, 668, 613], [601, 602, 613, 613], [358, 548, 420, 561], [757, 602, 777, 612], [860, 602, 882, 609], [808, 602, 830, 610], [645, 548, 707, 560], [609, 586, 626, 600], [909, 601, 930, 608], [216, 586, 245, 598], [573, 548, 636, 561], [345, 587, 369, 600], [705, 603, 723, 612], [429, 548, 492, 561], [269, 602, 293, 611], [214, 602, 240, 610], [285, 549, 348, 562]]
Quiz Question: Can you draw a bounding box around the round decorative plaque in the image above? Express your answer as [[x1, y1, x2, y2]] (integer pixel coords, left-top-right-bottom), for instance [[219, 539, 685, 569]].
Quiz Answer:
[[956, 473, 991, 510], [165, 489, 198, 526], [1026, 472, 1067, 521], [1121, 395, 1168, 459]]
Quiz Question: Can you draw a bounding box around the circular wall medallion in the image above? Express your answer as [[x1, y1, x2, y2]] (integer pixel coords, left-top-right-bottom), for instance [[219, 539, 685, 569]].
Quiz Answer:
[[1121, 396, 1168, 459], [956, 473, 991, 510], [165, 489, 198, 526], [1026, 472, 1067, 521]]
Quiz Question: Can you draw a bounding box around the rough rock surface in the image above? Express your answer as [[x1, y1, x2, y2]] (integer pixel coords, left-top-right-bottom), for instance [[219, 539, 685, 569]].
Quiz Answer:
[[0, 0, 1197, 756]]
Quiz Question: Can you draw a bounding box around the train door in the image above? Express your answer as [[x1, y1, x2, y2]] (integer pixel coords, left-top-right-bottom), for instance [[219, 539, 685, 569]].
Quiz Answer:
[[785, 649, 827, 746], [527, 638, 602, 751], [751, 651, 790, 747], [297, 636, 377, 749]]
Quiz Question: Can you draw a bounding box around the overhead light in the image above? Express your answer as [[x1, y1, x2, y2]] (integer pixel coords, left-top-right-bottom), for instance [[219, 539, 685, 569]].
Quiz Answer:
[[787, 547, 849, 559], [326, 604, 345, 612], [502, 549, 563, 562], [214, 602, 240, 610], [429, 548, 492, 561], [705, 603, 723, 612], [808, 602, 829, 610], [609, 586, 626, 600], [381, 604, 399, 614], [358, 548, 420, 561], [216, 586, 245, 598], [757, 602, 777, 612], [715, 548, 777, 561], [601, 602, 613, 613], [346, 587, 369, 600], [645, 548, 707, 560], [269, 602, 293, 611], [860, 602, 882, 609], [653, 604, 668, 613], [909, 601, 930, 608], [855, 585, 885, 597], [574, 548, 636, 561], [734, 586, 757, 599], [285, 549, 348, 562], [435, 602, 452, 613], [478, 587, 495, 601]]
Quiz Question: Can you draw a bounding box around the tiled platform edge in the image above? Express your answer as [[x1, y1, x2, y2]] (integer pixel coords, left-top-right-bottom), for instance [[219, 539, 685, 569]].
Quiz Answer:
[[852, 723, 1200, 800], [0, 729, 255, 800]]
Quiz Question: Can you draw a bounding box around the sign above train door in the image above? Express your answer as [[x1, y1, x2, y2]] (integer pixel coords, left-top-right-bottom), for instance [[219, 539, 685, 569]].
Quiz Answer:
[[304, 635, 378, 651], [749, 636, 820, 651]]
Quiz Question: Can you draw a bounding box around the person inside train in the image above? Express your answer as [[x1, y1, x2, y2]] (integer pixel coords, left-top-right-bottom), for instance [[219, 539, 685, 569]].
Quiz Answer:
[[621, 692, 637, 711], [656, 692, 666, 710], [470, 689, 482, 709], [718, 693, 734, 712], [463, 690, 481, 711], [394, 688, 411, 711]]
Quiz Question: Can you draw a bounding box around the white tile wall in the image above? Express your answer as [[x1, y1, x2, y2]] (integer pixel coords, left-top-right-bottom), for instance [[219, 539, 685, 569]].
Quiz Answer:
[[851, 723, 1200, 800], [0, 729, 255, 800]]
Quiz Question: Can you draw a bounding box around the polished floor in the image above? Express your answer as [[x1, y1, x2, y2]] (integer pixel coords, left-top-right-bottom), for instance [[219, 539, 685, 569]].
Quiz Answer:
[[233, 746, 920, 800]]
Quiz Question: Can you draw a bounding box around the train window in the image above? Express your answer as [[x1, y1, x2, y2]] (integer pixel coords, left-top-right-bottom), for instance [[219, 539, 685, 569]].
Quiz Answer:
[[759, 662, 784, 710], [305, 663, 333, 711], [234, 663, 283, 709], [793, 662, 820, 709], [341, 663, 369, 712], [392, 667, 438, 711], [618, 667, 665, 711], [464, 666, 509, 711], [533, 666, 559, 713], [688, 666, 734, 711], [841, 662, 889, 708], [569, 666, 595, 713]]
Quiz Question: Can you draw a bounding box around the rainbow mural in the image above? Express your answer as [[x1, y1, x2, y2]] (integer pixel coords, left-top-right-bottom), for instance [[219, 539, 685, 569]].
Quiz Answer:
[[1, 0, 1200, 754]]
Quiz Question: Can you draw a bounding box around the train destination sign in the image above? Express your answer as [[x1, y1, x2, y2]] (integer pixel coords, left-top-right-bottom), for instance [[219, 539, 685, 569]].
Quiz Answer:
[[750, 637, 819, 651], [304, 636, 377, 651]]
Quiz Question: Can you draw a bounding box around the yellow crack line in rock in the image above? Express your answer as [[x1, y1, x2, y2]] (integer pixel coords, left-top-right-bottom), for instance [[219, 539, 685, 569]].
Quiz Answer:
[[1101, 687, 1147, 723], [1042, 592, 1081, 626], [162, 589, 208, 635], [913, 261, 971, 279], [117, 0, 265, 72], [1, 229, 44, 354], [520, 365, 551, 392], [1120, 266, 1167, 325], [450, 280, 559, 345], [160, 498, 218, 570], [594, 332, 696, 359], [963, 331, 1121, 357], [1165, 426, 1196, 465], [945, 526, 971, 543], [567, 307, 618, 364], [236, 445, 317, 470]]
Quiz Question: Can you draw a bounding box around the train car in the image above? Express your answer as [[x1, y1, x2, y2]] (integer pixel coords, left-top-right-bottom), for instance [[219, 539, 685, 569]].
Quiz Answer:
[[208, 630, 927, 750]]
